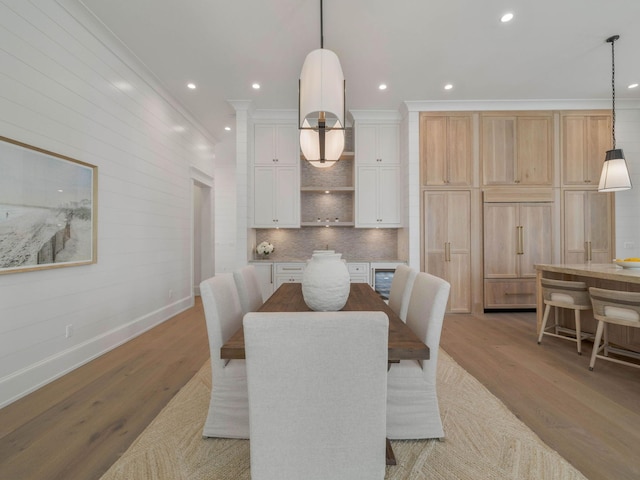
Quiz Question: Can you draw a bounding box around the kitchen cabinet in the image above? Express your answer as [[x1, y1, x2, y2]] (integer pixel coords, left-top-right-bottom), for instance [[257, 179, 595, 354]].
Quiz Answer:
[[483, 200, 553, 308], [420, 113, 473, 186], [356, 165, 401, 227], [347, 262, 370, 283], [274, 262, 306, 289], [254, 124, 299, 166], [253, 166, 300, 227], [424, 190, 472, 313], [251, 262, 274, 300], [563, 190, 614, 264], [355, 124, 399, 165], [481, 113, 553, 186], [561, 112, 611, 186]]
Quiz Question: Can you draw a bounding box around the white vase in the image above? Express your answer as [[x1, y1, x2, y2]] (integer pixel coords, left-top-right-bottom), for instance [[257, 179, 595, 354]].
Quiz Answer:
[[302, 252, 350, 311]]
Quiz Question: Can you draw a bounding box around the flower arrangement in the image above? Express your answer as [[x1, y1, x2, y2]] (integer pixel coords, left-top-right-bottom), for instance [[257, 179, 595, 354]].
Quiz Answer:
[[256, 241, 274, 256]]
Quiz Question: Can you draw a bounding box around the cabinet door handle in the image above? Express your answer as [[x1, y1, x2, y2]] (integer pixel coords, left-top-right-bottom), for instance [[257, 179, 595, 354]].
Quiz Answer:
[[517, 226, 524, 255], [445, 242, 451, 262], [587, 241, 592, 262]]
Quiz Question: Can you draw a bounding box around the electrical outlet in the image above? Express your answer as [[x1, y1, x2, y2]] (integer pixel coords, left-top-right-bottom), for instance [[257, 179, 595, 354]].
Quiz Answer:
[[624, 242, 635, 249], [65, 324, 73, 338]]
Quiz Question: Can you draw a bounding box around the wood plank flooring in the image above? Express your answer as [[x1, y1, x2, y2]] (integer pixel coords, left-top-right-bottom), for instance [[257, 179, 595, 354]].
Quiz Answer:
[[1, 302, 639, 480]]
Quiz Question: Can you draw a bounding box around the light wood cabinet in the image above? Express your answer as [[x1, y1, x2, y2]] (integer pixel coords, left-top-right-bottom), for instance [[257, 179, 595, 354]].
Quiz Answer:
[[563, 190, 614, 264], [253, 166, 300, 227], [424, 190, 472, 313], [355, 124, 399, 165], [356, 165, 401, 227], [420, 113, 473, 186], [481, 113, 553, 186], [483, 200, 553, 308], [254, 124, 299, 166], [561, 112, 611, 186]]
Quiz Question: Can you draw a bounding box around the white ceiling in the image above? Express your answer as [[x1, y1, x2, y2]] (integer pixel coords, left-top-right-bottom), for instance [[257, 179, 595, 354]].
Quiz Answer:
[[77, 0, 640, 144]]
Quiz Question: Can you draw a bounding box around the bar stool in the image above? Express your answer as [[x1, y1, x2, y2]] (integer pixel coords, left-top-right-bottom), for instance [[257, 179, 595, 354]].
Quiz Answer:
[[588, 287, 640, 371], [537, 278, 592, 355]]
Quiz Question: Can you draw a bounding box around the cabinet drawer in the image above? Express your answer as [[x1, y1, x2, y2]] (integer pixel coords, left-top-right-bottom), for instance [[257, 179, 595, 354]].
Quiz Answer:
[[275, 263, 306, 275], [349, 274, 370, 284], [274, 275, 303, 290], [484, 279, 537, 309], [347, 263, 368, 274]]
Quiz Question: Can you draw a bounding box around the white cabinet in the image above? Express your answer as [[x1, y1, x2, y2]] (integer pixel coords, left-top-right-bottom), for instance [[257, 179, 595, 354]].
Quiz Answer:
[[356, 165, 401, 227], [254, 124, 299, 166], [347, 262, 370, 283], [274, 262, 305, 289], [251, 262, 274, 300], [355, 124, 400, 165], [253, 166, 300, 227]]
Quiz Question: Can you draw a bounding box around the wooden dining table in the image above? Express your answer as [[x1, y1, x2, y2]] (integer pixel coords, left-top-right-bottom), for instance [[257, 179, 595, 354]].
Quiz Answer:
[[219, 281, 430, 466]]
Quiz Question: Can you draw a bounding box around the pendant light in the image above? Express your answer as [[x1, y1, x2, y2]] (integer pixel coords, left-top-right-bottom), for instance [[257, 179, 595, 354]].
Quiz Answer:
[[298, 0, 346, 168], [598, 35, 632, 192]]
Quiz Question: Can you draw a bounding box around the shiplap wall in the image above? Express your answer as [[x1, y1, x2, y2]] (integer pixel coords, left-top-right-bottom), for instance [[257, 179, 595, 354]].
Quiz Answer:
[[0, 0, 216, 407]]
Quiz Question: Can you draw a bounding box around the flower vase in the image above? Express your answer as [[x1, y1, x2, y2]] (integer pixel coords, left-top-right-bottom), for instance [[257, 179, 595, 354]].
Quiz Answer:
[[302, 252, 350, 311]]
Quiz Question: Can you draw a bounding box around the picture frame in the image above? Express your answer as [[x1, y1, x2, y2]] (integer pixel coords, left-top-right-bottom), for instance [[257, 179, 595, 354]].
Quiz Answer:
[[0, 136, 97, 274]]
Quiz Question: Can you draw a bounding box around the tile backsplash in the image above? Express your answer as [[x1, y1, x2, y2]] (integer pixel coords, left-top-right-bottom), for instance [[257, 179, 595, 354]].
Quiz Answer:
[[255, 228, 399, 261]]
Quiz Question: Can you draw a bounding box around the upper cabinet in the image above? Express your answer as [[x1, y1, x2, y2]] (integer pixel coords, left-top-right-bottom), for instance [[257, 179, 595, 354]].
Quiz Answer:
[[254, 124, 299, 166], [355, 124, 400, 165], [421, 113, 473, 186], [561, 112, 611, 186], [252, 123, 300, 228], [355, 121, 402, 227], [481, 112, 553, 186]]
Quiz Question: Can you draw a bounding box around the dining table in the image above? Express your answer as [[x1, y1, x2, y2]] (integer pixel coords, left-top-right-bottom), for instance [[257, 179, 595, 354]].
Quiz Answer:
[[219, 281, 431, 466]]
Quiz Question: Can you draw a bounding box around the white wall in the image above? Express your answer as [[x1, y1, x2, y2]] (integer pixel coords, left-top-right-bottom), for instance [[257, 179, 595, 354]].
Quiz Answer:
[[0, 0, 215, 407]]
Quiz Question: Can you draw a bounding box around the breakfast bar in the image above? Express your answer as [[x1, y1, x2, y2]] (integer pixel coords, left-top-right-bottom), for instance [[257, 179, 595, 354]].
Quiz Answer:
[[535, 263, 640, 354]]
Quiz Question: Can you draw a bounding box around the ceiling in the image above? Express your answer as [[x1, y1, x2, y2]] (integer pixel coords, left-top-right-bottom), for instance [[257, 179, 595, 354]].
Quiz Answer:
[[77, 0, 640, 144]]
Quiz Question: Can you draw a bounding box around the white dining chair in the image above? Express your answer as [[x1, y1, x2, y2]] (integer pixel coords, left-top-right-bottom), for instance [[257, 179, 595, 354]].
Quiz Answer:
[[199, 274, 249, 438], [233, 264, 264, 315], [243, 311, 389, 480], [388, 264, 417, 322], [386, 271, 450, 440]]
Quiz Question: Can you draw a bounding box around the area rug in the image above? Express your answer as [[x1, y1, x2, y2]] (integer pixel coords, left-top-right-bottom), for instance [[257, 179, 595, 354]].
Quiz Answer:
[[99, 350, 587, 480]]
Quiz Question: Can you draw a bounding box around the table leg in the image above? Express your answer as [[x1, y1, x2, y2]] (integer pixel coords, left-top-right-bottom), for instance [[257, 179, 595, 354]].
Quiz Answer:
[[386, 438, 397, 465]]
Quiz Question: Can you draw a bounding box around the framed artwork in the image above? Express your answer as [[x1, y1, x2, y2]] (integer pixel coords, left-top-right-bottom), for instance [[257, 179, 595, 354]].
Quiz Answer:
[[0, 136, 97, 274]]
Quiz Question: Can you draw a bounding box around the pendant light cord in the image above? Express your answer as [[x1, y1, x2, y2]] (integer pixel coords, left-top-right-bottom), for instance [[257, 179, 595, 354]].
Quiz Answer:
[[609, 35, 618, 149], [320, 0, 324, 48]]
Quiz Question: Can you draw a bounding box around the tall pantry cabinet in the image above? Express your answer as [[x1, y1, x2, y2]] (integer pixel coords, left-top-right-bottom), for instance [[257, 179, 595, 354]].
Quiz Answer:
[[420, 109, 614, 313]]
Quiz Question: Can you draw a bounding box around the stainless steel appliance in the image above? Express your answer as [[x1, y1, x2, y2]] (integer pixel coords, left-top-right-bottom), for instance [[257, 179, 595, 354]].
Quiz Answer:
[[370, 262, 406, 300]]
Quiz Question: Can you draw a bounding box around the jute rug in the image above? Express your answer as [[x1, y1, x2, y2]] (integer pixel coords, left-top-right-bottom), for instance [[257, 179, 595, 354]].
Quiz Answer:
[[99, 350, 587, 479]]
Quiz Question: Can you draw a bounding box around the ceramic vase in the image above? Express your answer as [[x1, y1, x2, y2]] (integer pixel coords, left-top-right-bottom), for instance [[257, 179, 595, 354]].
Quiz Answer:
[[302, 252, 350, 311]]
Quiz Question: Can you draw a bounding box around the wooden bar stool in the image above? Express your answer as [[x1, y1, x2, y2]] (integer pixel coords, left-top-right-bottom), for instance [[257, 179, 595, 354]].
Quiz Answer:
[[538, 278, 592, 355], [588, 287, 640, 371]]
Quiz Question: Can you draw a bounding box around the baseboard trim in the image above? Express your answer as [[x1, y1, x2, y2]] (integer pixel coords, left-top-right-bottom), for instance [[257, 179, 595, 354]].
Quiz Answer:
[[0, 296, 194, 408]]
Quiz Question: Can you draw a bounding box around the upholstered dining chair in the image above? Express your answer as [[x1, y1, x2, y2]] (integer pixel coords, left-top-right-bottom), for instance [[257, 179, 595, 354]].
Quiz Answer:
[[199, 274, 249, 438], [388, 264, 417, 322], [537, 278, 592, 355], [243, 311, 389, 480], [233, 265, 264, 315], [386, 271, 450, 440], [588, 287, 640, 371]]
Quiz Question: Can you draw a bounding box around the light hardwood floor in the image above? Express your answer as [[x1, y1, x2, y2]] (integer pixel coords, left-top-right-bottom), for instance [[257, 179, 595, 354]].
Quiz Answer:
[[1, 300, 639, 480]]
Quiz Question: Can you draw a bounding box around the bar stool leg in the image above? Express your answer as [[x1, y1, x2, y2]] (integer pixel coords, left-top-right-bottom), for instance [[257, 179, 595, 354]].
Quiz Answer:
[[538, 303, 551, 344], [574, 310, 582, 355], [589, 320, 605, 371]]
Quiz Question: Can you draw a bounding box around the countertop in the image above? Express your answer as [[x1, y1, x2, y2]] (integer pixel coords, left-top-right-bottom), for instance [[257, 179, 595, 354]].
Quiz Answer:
[[535, 263, 640, 284], [250, 257, 406, 264]]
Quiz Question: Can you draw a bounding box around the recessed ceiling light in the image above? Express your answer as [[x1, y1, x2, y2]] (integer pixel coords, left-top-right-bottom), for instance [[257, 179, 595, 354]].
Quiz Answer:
[[252, 83, 261, 90], [444, 84, 453, 90], [501, 12, 514, 23], [378, 84, 387, 90], [629, 83, 639, 89], [172, 125, 186, 132], [225, 126, 231, 131], [187, 83, 196, 89]]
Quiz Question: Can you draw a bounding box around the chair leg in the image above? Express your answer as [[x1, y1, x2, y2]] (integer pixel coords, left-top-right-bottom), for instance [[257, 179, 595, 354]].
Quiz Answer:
[[589, 320, 605, 371], [574, 309, 582, 355], [538, 304, 551, 344], [603, 323, 610, 357]]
